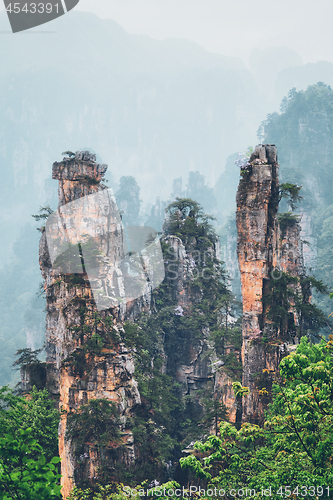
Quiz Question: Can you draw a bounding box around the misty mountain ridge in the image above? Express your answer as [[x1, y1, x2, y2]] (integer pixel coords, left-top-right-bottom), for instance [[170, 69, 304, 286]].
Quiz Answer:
[[0, 10, 245, 77], [1, 10, 333, 388]]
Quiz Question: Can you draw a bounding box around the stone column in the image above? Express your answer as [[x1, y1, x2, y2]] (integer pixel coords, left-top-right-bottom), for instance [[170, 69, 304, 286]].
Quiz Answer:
[[236, 144, 280, 423]]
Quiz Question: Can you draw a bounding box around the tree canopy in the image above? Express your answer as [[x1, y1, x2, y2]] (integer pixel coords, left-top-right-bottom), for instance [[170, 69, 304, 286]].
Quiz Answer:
[[180, 337, 333, 497]]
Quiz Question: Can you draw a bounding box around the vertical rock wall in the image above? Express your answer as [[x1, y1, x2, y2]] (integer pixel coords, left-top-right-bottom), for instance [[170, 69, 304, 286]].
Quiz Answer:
[[236, 144, 305, 423], [40, 152, 142, 499]]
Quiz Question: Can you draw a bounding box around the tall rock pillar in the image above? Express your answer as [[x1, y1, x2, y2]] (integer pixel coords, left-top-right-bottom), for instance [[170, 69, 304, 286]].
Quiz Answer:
[[236, 144, 304, 423], [40, 152, 141, 498]]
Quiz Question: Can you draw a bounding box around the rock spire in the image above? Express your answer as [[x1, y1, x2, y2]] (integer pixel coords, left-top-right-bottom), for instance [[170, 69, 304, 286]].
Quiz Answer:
[[236, 144, 304, 423]]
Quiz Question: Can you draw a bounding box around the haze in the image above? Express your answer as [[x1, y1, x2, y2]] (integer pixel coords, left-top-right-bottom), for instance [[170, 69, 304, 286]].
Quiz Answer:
[[1, 0, 333, 386], [0, 0, 332, 63], [69, 0, 333, 64]]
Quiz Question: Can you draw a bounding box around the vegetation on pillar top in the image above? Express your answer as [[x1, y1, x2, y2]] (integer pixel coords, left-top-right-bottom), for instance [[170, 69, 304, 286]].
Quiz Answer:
[[163, 197, 217, 250], [236, 145, 279, 182], [62, 151, 75, 158], [52, 150, 108, 184]]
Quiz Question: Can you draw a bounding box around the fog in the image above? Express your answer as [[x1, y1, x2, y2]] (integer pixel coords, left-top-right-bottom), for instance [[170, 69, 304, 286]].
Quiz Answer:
[[1, 0, 333, 387], [69, 0, 333, 64], [1, 0, 332, 64]]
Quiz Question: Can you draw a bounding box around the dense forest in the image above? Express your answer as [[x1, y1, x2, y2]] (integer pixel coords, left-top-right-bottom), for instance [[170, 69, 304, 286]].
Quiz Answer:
[[2, 335, 333, 499], [1, 80, 333, 499]]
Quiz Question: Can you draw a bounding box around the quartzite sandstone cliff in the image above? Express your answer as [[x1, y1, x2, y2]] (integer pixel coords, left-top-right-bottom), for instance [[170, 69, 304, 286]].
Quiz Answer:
[[40, 152, 145, 498], [236, 144, 305, 423]]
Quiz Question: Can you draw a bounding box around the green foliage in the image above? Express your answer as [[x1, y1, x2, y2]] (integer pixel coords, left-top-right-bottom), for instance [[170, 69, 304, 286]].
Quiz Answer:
[[0, 388, 61, 498], [264, 271, 329, 340], [279, 182, 302, 211], [31, 205, 54, 222], [68, 481, 190, 500], [76, 175, 101, 186], [209, 294, 242, 354], [0, 386, 60, 463], [208, 292, 242, 382], [31, 206, 54, 233], [62, 310, 119, 377], [264, 271, 298, 337], [12, 347, 43, 369], [235, 146, 254, 176], [110, 199, 238, 483], [221, 352, 242, 381], [232, 381, 250, 398], [12, 347, 47, 392], [0, 427, 62, 499], [277, 211, 300, 233], [66, 399, 123, 488], [200, 399, 228, 436], [180, 338, 333, 496], [120, 318, 182, 483], [66, 399, 122, 457], [163, 198, 216, 250]]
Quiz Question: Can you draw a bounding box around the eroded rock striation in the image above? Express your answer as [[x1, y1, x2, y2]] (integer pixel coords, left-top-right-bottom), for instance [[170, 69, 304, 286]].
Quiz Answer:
[[236, 144, 305, 423], [40, 152, 143, 498]]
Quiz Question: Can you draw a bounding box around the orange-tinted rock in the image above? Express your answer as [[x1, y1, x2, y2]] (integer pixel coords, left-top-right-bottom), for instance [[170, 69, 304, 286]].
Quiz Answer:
[[40, 152, 141, 499], [236, 144, 305, 423]]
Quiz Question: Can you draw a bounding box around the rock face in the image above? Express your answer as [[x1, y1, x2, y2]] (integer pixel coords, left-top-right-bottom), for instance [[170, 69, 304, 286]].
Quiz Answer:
[[40, 152, 143, 499], [39, 151, 239, 497], [236, 144, 305, 423], [164, 236, 239, 425]]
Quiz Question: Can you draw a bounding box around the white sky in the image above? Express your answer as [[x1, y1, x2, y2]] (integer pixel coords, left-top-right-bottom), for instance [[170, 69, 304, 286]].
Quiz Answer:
[[1, 0, 332, 64], [73, 0, 333, 64]]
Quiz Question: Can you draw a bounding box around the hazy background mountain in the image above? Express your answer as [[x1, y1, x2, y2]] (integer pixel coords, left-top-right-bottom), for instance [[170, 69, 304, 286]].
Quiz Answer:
[[1, 8, 333, 386], [0, 10, 264, 263]]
